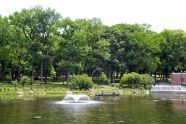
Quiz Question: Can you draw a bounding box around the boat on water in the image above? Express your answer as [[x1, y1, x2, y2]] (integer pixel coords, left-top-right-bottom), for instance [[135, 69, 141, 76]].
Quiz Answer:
[[95, 93, 120, 96]]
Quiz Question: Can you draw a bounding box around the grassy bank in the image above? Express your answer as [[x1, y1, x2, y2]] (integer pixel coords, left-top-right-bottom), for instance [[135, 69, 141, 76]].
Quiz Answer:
[[0, 82, 150, 101], [93, 85, 149, 95]]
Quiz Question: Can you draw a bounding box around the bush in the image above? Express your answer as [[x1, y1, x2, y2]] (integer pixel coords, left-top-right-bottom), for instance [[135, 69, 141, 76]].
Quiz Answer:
[[120, 72, 142, 88], [20, 76, 32, 87], [70, 74, 94, 90], [141, 74, 155, 89], [99, 72, 108, 84], [50, 66, 56, 81], [120, 72, 154, 89]]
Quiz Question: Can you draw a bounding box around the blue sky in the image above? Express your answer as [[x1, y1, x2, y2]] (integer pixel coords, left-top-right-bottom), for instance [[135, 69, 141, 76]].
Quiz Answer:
[[1, 0, 186, 32]]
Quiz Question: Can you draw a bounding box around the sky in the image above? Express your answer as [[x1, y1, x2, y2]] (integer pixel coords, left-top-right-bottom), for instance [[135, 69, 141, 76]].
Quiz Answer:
[[0, 0, 186, 32]]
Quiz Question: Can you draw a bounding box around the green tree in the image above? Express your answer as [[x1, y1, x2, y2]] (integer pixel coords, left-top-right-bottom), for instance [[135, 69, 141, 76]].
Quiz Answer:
[[10, 6, 61, 84], [56, 18, 90, 82], [157, 30, 186, 81], [35, 7, 61, 84], [81, 18, 110, 77], [9, 8, 41, 83], [0, 16, 14, 81]]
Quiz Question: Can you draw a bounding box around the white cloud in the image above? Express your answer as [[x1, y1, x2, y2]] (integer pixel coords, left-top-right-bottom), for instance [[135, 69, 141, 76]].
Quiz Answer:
[[1, 0, 186, 32]]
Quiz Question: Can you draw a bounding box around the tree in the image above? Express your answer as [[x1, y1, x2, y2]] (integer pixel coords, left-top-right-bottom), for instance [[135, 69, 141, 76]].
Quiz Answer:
[[81, 18, 111, 77], [157, 30, 186, 80], [9, 6, 61, 84], [55, 18, 90, 82], [0, 16, 14, 81], [35, 7, 61, 84], [9, 8, 41, 83]]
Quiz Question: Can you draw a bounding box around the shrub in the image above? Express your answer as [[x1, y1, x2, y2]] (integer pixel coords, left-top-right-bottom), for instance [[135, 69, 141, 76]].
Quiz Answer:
[[20, 76, 32, 87], [50, 66, 56, 81], [120, 72, 154, 89], [99, 72, 108, 84], [120, 72, 142, 88], [141, 74, 155, 89], [70, 74, 94, 90]]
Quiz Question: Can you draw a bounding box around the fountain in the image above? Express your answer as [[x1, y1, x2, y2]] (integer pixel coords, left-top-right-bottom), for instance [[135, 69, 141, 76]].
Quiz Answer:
[[54, 94, 101, 104], [63, 94, 91, 103]]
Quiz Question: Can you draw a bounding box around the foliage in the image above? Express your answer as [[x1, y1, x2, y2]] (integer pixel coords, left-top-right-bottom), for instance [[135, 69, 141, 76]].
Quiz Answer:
[[157, 30, 186, 78], [141, 74, 155, 89], [120, 73, 154, 89], [70, 74, 94, 90], [120, 72, 142, 88], [20, 76, 32, 87], [50, 66, 56, 81], [0, 6, 185, 86], [99, 72, 108, 84]]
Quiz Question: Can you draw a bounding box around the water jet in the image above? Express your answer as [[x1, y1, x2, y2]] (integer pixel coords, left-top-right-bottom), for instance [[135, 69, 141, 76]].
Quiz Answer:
[[54, 94, 101, 104]]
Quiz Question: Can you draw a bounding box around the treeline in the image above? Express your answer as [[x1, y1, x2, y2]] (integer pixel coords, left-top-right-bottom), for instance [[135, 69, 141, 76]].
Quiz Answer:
[[0, 6, 185, 83]]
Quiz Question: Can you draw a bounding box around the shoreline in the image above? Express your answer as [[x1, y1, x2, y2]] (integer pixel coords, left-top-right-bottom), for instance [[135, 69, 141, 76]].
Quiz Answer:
[[0, 86, 150, 101]]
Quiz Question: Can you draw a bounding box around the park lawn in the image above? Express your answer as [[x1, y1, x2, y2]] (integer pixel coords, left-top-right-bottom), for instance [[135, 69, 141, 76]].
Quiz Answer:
[[0, 81, 150, 101]]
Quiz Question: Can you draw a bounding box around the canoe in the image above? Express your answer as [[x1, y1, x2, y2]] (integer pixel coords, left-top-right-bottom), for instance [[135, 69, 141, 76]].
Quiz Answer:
[[95, 94, 120, 96]]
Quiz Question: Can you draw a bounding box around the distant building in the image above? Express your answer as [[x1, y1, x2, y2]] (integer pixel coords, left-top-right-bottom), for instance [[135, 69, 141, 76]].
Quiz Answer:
[[171, 73, 186, 85], [151, 73, 186, 92]]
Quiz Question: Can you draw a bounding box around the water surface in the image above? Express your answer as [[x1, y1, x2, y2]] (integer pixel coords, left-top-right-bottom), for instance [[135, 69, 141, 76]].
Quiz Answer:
[[0, 93, 186, 124]]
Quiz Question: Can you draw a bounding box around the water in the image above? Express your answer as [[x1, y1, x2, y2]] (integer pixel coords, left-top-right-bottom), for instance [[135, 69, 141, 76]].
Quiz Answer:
[[54, 94, 102, 104], [1, 93, 186, 124]]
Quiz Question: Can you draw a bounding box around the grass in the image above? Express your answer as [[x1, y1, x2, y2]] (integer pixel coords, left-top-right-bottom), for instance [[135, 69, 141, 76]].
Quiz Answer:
[[122, 88, 149, 95], [0, 81, 150, 101], [92, 85, 149, 95]]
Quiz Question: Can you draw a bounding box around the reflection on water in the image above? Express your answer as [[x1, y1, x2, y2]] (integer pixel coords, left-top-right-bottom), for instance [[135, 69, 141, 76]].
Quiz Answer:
[[151, 92, 186, 112], [151, 92, 186, 101], [1, 95, 186, 124], [56, 103, 99, 119]]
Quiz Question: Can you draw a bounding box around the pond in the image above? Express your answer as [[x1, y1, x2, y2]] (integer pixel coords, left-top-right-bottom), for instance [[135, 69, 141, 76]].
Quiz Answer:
[[1, 93, 186, 124]]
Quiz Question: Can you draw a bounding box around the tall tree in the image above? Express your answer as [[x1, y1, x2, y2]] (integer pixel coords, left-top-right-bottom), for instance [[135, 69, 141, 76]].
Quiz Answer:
[[55, 18, 90, 82], [158, 30, 186, 80], [10, 6, 61, 84], [0, 16, 12, 81], [35, 7, 61, 83], [81, 18, 111, 77]]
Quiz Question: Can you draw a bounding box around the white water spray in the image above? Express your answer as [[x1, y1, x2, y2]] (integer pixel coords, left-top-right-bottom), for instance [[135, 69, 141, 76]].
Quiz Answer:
[[54, 94, 101, 104]]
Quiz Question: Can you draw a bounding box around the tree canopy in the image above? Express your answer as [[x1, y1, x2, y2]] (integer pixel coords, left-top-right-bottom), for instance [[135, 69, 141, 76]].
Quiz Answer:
[[0, 6, 185, 83]]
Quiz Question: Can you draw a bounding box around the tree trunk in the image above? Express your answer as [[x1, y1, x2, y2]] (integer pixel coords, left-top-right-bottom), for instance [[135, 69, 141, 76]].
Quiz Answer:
[[16, 56, 21, 83], [32, 65, 35, 83], [0, 60, 5, 81], [129, 65, 132, 73], [120, 72, 124, 79], [40, 60, 43, 84], [17, 66, 21, 83], [116, 69, 119, 78], [160, 74, 162, 82], [44, 59, 47, 84], [154, 72, 157, 83], [110, 67, 114, 83], [65, 70, 69, 82]]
